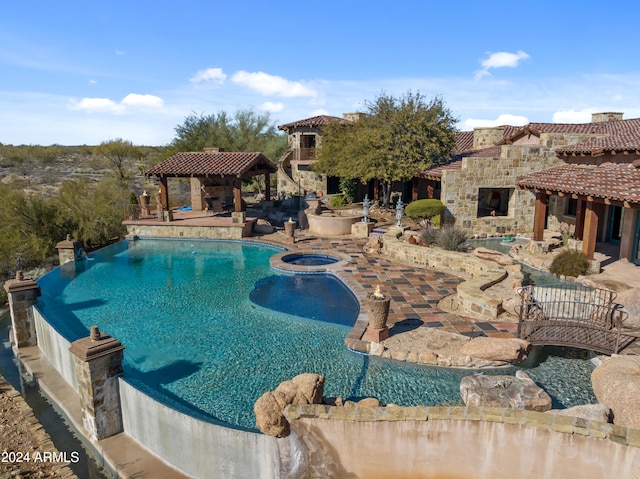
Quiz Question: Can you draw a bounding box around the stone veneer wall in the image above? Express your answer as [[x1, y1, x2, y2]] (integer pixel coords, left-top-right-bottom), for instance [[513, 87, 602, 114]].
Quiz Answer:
[[439, 131, 614, 237], [126, 222, 254, 240], [284, 404, 640, 479], [382, 232, 505, 318]]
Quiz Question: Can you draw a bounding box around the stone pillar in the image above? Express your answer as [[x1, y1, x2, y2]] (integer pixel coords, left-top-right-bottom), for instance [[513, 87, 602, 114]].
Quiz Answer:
[[55, 234, 83, 265], [139, 190, 151, 216], [3, 271, 41, 348], [352, 222, 374, 238], [69, 326, 125, 441]]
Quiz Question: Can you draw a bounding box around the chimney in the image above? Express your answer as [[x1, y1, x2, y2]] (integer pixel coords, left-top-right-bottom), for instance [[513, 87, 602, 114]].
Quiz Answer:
[[591, 112, 623, 123], [342, 112, 363, 122], [204, 147, 225, 153], [473, 127, 506, 150]]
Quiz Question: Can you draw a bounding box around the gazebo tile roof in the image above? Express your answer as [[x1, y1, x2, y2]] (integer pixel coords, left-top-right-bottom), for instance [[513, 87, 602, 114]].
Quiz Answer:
[[145, 151, 276, 177], [516, 162, 640, 204], [277, 115, 352, 131]]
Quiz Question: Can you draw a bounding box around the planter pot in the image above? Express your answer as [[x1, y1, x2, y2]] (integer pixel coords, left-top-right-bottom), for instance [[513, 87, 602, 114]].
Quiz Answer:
[[365, 293, 391, 329]]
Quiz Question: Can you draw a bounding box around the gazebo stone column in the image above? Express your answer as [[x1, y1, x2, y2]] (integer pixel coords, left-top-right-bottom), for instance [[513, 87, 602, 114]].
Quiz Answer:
[[69, 326, 125, 441], [232, 176, 246, 223], [3, 272, 41, 348], [56, 234, 83, 265]]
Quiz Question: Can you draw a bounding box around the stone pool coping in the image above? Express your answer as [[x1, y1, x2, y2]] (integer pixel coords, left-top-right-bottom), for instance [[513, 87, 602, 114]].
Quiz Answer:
[[269, 250, 353, 274]]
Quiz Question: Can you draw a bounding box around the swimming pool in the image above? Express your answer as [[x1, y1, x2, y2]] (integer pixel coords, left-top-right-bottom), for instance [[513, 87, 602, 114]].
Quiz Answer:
[[36, 239, 596, 431]]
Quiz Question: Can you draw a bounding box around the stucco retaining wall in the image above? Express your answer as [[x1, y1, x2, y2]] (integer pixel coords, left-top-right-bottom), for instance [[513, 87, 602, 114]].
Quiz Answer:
[[33, 306, 79, 392], [284, 404, 640, 479], [382, 232, 505, 318], [119, 380, 281, 479]]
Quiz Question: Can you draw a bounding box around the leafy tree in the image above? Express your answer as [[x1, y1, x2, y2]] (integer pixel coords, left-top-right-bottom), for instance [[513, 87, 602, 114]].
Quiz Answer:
[[94, 139, 144, 181], [313, 91, 457, 208], [168, 109, 287, 163]]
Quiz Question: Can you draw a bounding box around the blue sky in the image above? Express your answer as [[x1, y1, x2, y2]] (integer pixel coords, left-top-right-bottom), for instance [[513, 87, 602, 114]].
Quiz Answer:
[[2, 1, 639, 146]]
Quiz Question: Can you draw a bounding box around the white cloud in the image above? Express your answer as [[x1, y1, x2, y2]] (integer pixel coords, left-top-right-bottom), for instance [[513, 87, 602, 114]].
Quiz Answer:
[[190, 67, 227, 84], [121, 93, 164, 108], [552, 109, 594, 123], [475, 50, 530, 79], [69, 93, 164, 114], [231, 71, 316, 97], [310, 108, 329, 116], [89, 79, 97, 84], [462, 114, 529, 130], [260, 101, 284, 112]]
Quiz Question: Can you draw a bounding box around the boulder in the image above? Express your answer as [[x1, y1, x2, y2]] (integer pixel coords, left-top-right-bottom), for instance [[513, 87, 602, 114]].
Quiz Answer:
[[546, 404, 612, 423], [276, 373, 324, 405], [254, 219, 275, 234], [364, 236, 383, 254], [614, 287, 640, 329], [459, 337, 530, 363], [460, 370, 552, 411], [591, 355, 640, 429], [254, 390, 290, 437], [473, 247, 514, 266], [254, 373, 325, 436]]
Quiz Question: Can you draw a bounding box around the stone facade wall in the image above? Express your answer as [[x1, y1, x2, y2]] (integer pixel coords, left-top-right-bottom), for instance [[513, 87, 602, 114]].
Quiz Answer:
[[292, 164, 326, 195], [472, 126, 505, 149], [441, 137, 576, 237], [284, 404, 640, 479], [126, 222, 254, 240]]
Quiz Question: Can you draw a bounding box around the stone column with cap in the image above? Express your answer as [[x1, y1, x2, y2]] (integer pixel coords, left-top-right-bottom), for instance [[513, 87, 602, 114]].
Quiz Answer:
[[3, 271, 41, 348], [69, 326, 125, 441], [55, 234, 83, 265]]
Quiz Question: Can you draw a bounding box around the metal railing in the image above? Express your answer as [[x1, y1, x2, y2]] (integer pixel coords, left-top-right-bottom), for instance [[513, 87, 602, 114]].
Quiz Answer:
[[516, 284, 634, 354]]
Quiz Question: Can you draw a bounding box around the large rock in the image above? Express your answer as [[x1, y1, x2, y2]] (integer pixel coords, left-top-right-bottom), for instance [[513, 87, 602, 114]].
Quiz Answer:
[[459, 337, 530, 363], [276, 373, 324, 405], [546, 404, 612, 423], [473, 247, 514, 266], [254, 390, 290, 437], [460, 370, 552, 411], [592, 355, 640, 429], [254, 219, 275, 234], [255, 373, 325, 436], [615, 287, 640, 329]]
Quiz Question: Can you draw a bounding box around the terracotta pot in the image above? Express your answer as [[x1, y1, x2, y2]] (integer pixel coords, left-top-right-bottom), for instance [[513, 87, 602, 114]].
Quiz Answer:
[[365, 293, 391, 329]]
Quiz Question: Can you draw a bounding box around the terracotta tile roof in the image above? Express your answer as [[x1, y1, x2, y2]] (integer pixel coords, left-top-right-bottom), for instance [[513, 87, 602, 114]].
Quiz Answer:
[[516, 162, 640, 204], [145, 151, 277, 178], [454, 131, 474, 153], [277, 115, 352, 131], [501, 118, 640, 155]]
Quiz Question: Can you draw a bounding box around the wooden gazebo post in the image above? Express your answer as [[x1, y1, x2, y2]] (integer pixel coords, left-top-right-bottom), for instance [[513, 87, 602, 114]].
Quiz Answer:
[[532, 191, 547, 241], [265, 172, 271, 201], [582, 200, 598, 260]]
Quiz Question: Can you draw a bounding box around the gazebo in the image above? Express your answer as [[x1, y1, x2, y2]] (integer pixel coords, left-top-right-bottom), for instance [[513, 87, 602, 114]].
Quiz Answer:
[[145, 148, 277, 221]]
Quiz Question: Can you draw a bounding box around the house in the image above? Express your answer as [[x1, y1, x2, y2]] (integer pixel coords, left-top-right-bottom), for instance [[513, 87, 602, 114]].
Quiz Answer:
[[276, 114, 355, 197], [419, 113, 640, 263]]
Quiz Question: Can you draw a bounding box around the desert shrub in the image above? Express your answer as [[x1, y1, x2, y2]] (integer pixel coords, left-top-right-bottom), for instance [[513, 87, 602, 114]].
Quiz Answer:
[[437, 226, 469, 251], [331, 195, 347, 207], [405, 199, 445, 227], [549, 249, 590, 277], [419, 227, 439, 245]]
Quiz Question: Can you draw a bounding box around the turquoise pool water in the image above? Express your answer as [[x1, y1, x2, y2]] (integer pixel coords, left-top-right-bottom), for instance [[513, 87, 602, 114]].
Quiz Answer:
[[36, 239, 596, 431]]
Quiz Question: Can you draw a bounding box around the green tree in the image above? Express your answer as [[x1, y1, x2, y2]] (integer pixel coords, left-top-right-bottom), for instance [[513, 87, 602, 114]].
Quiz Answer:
[[94, 139, 144, 181], [313, 91, 457, 208], [168, 109, 287, 163]]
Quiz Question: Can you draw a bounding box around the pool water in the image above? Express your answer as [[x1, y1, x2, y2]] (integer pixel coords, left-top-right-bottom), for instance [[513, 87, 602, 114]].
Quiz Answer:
[[36, 239, 596, 431]]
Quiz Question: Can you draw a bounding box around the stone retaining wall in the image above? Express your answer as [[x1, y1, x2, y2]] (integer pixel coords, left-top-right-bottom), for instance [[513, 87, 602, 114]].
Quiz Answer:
[[125, 221, 254, 240], [382, 232, 506, 318], [284, 404, 640, 479]]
